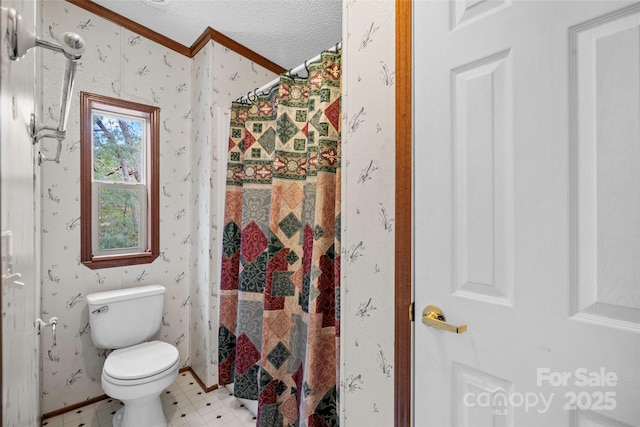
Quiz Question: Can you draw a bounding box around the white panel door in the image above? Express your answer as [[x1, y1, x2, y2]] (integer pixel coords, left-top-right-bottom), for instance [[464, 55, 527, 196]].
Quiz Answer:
[[414, 1, 640, 425]]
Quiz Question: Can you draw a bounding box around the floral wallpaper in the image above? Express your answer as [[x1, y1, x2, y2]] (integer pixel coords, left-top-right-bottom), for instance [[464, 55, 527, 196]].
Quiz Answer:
[[35, 0, 397, 421], [189, 39, 215, 393], [189, 41, 277, 389], [341, 0, 396, 425], [39, 1, 192, 413]]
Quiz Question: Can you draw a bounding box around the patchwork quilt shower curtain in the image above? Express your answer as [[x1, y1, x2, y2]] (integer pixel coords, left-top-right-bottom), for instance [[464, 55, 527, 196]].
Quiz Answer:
[[219, 50, 341, 427]]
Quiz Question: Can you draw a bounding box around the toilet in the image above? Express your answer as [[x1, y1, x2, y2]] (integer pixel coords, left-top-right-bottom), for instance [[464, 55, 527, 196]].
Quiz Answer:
[[87, 284, 179, 427]]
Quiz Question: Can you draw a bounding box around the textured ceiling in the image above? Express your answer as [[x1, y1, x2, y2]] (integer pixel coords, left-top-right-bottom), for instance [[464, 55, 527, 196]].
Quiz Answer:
[[91, 0, 342, 70]]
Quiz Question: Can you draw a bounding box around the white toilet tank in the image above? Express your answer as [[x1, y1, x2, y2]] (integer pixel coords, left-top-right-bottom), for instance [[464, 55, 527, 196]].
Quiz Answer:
[[87, 284, 166, 349]]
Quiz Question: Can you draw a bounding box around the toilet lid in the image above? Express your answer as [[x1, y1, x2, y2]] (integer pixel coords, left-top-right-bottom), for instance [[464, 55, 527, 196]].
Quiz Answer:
[[104, 341, 179, 381]]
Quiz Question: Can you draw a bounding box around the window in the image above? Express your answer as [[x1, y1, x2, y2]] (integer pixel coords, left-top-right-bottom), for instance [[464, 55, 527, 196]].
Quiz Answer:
[[80, 92, 159, 269]]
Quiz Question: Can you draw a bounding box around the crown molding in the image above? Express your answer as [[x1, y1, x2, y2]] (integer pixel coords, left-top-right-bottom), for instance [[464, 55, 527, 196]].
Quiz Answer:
[[65, 0, 286, 74], [190, 27, 285, 74], [65, 0, 190, 56]]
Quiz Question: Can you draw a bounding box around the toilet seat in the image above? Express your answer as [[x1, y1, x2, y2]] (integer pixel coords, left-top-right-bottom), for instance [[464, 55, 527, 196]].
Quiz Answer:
[[103, 341, 179, 385]]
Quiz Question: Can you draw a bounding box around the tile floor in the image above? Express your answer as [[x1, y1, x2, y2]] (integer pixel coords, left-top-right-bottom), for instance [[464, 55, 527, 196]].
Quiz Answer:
[[42, 371, 257, 427]]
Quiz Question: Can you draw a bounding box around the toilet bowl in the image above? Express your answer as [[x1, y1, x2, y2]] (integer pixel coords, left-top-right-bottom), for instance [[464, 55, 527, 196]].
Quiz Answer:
[[87, 285, 179, 427], [102, 341, 179, 427]]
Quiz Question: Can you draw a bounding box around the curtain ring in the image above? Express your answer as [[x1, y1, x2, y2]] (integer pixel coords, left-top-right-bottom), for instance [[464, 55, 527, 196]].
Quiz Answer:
[[304, 59, 310, 75]]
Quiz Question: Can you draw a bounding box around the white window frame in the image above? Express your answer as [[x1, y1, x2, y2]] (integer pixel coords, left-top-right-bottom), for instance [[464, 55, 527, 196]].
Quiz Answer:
[[90, 108, 149, 256]]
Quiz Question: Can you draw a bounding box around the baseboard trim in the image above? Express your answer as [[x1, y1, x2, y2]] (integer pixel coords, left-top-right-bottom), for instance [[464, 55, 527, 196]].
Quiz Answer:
[[184, 366, 219, 393], [41, 393, 108, 420], [40, 366, 218, 422]]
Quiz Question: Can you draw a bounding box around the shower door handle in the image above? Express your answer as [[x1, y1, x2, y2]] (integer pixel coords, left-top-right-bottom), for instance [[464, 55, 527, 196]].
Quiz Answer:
[[2, 272, 25, 287]]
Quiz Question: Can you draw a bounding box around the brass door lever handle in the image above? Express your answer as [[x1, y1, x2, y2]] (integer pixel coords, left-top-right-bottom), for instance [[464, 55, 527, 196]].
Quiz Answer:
[[422, 305, 467, 334]]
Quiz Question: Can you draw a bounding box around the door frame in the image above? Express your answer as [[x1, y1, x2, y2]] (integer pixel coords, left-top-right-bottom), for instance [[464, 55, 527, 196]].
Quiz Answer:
[[395, 0, 412, 426], [0, 0, 3, 421]]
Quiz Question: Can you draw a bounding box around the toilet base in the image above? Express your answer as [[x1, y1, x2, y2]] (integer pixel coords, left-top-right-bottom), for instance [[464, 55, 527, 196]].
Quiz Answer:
[[111, 395, 167, 427], [101, 345, 179, 427]]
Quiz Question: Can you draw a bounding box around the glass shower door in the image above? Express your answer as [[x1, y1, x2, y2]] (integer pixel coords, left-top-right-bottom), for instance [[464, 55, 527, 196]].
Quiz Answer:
[[1, 1, 41, 425]]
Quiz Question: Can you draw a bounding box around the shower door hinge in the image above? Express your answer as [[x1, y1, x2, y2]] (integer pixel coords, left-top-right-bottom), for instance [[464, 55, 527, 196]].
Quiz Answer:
[[409, 301, 415, 322]]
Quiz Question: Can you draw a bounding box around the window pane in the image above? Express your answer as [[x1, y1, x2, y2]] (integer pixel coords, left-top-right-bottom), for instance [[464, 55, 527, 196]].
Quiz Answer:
[[97, 187, 141, 250], [92, 112, 145, 184]]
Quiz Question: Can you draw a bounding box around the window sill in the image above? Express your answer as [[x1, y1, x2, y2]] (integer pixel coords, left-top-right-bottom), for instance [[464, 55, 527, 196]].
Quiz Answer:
[[81, 251, 159, 269]]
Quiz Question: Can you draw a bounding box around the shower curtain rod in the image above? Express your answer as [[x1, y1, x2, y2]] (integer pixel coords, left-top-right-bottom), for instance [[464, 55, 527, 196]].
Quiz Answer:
[[237, 42, 341, 103]]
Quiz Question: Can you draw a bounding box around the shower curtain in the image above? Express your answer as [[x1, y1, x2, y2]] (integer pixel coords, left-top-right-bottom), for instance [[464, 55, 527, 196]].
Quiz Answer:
[[219, 50, 341, 427]]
